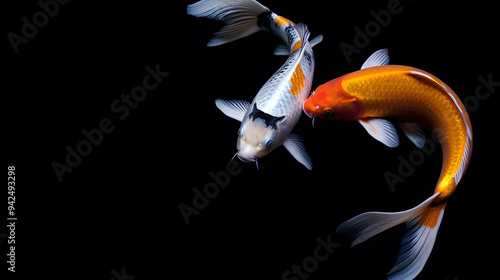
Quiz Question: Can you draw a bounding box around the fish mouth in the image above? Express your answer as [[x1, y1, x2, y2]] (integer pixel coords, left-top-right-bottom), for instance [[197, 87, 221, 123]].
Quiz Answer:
[[237, 154, 256, 163], [303, 100, 314, 118], [303, 105, 313, 118], [302, 101, 316, 127], [236, 153, 260, 169]]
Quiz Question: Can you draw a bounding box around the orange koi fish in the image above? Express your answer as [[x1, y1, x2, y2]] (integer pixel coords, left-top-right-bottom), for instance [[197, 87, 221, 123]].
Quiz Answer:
[[303, 49, 472, 279]]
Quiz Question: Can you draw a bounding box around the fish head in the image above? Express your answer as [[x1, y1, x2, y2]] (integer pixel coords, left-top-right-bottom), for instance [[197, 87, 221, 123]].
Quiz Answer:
[[303, 77, 362, 121], [235, 117, 282, 164]]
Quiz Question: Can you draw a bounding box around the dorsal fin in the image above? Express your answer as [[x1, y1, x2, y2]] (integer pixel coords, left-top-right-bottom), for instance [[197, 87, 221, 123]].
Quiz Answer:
[[361, 49, 390, 69]]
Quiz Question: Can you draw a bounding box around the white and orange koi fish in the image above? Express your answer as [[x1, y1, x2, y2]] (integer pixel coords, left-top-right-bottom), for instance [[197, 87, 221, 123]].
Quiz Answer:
[[187, 0, 323, 169]]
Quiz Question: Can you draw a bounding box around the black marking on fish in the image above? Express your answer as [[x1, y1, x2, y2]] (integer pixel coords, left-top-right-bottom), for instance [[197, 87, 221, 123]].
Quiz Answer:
[[285, 25, 296, 48], [249, 104, 285, 129], [257, 11, 272, 30]]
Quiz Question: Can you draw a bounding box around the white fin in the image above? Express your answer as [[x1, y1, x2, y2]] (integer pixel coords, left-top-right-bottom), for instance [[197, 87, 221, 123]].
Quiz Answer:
[[336, 193, 440, 246], [386, 205, 445, 280], [310, 34, 324, 47], [360, 48, 390, 70], [336, 193, 444, 280], [273, 44, 289, 56], [187, 0, 269, 46], [399, 123, 426, 148], [215, 99, 250, 122], [283, 134, 312, 170], [358, 118, 399, 148]]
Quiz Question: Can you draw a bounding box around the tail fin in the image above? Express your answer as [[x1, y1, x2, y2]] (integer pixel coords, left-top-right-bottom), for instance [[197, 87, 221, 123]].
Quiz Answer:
[[187, 0, 270, 46], [336, 193, 446, 280]]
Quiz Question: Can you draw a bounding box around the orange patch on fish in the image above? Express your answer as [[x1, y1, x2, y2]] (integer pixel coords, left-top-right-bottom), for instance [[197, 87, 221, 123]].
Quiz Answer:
[[291, 40, 302, 53], [275, 16, 295, 27], [290, 64, 306, 97], [417, 203, 446, 229]]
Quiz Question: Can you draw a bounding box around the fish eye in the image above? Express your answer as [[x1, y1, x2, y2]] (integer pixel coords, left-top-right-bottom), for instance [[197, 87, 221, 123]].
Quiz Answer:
[[323, 108, 333, 115], [264, 137, 273, 148]]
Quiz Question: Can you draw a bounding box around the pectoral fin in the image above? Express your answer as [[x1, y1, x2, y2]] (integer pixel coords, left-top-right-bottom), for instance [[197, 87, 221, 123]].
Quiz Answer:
[[358, 118, 399, 148], [310, 34, 324, 48], [399, 122, 425, 148], [283, 134, 312, 170], [215, 99, 250, 122], [273, 44, 289, 56]]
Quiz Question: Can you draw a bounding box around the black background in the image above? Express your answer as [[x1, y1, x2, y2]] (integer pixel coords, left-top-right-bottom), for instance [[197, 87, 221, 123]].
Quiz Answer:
[[4, 0, 499, 279]]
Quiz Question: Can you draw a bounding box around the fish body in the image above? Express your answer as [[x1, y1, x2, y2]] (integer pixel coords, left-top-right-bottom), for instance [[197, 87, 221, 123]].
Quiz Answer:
[[188, 0, 321, 169], [304, 49, 472, 279], [240, 19, 314, 150]]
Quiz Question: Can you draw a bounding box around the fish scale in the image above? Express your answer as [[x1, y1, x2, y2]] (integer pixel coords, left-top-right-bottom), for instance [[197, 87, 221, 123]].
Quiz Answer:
[[341, 65, 471, 203], [254, 44, 314, 119]]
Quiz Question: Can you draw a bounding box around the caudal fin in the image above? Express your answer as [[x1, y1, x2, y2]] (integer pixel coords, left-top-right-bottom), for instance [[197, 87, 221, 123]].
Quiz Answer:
[[336, 193, 446, 280], [187, 0, 269, 46]]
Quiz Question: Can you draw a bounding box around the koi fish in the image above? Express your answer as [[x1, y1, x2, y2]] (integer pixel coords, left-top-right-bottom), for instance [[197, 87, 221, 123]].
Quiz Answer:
[[303, 49, 472, 279], [187, 0, 322, 169]]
